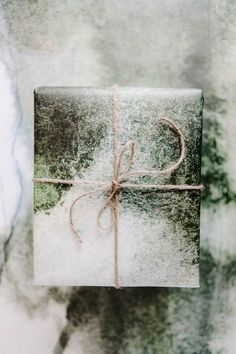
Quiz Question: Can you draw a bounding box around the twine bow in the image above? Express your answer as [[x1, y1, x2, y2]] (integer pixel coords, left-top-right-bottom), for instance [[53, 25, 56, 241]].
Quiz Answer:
[[34, 85, 203, 289]]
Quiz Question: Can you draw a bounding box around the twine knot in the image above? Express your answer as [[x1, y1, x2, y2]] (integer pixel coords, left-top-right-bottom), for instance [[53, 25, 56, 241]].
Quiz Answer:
[[111, 180, 120, 192]]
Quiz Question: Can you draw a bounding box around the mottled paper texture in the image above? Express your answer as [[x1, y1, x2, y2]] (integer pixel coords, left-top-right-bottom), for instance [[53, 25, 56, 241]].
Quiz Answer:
[[34, 87, 203, 287]]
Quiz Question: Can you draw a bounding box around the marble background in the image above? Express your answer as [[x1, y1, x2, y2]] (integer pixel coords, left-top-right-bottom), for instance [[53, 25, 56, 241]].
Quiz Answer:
[[0, 0, 236, 353]]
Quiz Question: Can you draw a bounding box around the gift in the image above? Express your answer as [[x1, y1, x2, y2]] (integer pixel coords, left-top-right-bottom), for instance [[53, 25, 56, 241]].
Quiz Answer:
[[33, 86, 203, 288]]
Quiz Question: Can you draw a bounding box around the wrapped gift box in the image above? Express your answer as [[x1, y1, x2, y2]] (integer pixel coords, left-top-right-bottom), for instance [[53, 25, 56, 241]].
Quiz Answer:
[[34, 86, 203, 287]]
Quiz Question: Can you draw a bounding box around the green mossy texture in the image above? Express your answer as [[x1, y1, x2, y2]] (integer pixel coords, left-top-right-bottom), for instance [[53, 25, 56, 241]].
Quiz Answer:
[[202, 94, 236, 207], [34, 88, 109, 211], [34, 156, 66, 212], [57, 248, 236, 354]]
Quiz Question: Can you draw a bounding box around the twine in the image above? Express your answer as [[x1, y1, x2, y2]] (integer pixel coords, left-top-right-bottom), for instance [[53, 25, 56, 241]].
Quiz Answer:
[[33, 85, 204, 289]]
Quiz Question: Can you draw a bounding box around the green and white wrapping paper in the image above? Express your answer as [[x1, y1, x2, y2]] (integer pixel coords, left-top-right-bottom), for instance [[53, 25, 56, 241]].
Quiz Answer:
[[34, 87, 203, 287]]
